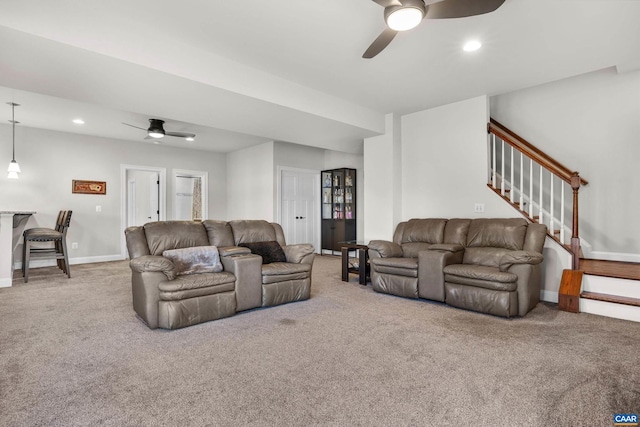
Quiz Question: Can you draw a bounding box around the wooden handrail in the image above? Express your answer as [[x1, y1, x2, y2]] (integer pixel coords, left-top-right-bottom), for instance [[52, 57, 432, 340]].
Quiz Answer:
[[488, 119, 588, 186], [488, 118, 588, 272]]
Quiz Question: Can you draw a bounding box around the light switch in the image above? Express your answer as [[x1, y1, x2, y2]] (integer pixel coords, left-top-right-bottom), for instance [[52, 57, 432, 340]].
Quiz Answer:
[[96, 205, 102, 212]]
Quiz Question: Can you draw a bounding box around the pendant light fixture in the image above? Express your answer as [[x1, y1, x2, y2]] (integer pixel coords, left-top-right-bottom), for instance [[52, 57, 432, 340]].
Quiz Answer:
[[7, 102, 21, 179]]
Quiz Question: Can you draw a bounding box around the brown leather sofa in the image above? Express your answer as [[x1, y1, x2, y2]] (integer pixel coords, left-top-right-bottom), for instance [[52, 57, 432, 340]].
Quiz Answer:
[[368, 218, 547, 317], [124, 220, 315, 329]]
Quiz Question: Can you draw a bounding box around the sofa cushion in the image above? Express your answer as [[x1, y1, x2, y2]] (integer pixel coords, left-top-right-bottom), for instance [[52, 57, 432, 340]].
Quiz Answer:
[[261, 262, 311, 276], [162, 246, 223, 275], [466, 218, 528, 250], [402, 218, 447, 244], [371, 257, 418, 277], [401, 242, 433, 258], [261, 263, 311, 284], [229, 220, 276, 244], [202, 220, 235, 247], [144, 221, 209, 256], [443, 264, 518, 292], [463, 247, 512, 268], [443, 219, 471, 246], [239, 241, 287, 264], [159, 271, 235, 292]]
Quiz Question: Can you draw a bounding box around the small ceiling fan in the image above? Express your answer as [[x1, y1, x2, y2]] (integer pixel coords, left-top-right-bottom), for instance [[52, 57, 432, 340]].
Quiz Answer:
[[363, 0, 506, 58], [123, 119, 196, 141]]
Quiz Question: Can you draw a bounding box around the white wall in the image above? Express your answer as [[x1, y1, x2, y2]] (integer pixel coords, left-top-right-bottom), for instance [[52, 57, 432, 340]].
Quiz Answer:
[[226, 141, 275, 221], [401, 95, 515, 219], [0, 126, 227, 263], [363, 113, 400, 241], [491, 67, 640, 258]]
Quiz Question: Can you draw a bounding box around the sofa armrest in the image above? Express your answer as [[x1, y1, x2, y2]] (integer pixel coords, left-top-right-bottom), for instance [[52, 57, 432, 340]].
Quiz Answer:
[[429, 243, 464, 253], [221, 254, 263, 312], [282, 243, 315, 264], [499, 251, 543, 272], [368, 240, 403, 258], [219, 246, 252, 257], [130, 255, 176, 280], [418, 249, 464, 302]]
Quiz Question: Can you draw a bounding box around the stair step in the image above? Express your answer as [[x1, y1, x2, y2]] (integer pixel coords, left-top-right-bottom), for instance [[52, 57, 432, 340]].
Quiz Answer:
[[580, 291, 640, 307], [580, 258, 640, 281]]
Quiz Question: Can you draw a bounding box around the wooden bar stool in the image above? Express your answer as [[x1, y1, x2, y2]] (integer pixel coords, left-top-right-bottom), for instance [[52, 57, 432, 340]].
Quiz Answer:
[[22, 210, 72, 283]]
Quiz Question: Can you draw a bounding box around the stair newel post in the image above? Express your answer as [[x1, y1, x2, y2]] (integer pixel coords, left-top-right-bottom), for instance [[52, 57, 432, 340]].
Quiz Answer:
[[570, 172, 582, 270]]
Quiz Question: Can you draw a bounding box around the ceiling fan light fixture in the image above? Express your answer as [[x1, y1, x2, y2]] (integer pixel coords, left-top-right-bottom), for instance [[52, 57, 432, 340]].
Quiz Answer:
[[185, 136, 195, 142], [147, 119, 166, 138], [148, 131, 165, 138], [385, 1, 425, 32]]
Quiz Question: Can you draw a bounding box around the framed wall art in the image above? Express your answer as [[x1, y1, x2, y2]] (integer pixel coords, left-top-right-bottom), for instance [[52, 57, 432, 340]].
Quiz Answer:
[[72, 180, 106, 195]]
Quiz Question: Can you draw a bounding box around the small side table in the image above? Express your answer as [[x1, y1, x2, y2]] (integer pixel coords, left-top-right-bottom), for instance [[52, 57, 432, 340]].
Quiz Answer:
[[341, 242, 369, 285]]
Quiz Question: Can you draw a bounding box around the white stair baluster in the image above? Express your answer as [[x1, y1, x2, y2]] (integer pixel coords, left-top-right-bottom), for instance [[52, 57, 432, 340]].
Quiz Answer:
[[492, 134, 497, 188], [539, 165, 543, 224], [510, 145, 514, 202], [560, 181, 566, 243], [550, 173, 555, 236], [519, 151, 524, 210], [529, 158, 533, 217], [501, 140, 505, 197]]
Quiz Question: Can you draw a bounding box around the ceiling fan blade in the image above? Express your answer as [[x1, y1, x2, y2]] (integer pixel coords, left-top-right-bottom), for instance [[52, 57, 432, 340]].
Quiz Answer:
[[165, 131, 196, 138], [122, 122, 147, 131], [371, 0, 402, 7], [363, 28, 398, 59], [425, 0, 505, 19]]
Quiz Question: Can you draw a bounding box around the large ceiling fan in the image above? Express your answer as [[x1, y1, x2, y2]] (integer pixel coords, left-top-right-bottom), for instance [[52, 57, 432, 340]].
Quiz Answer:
[[363, 0, 506, 58], [123, 119, 196, 141]]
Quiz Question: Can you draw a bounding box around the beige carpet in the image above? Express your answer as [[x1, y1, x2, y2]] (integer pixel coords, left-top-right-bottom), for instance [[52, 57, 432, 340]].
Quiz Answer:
[[1, 256, 639, 426]]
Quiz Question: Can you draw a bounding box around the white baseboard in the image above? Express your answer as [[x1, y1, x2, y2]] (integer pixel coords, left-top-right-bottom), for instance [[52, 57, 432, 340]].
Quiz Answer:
[[14, 254, 125, 270], [0, 278, 12, 288]]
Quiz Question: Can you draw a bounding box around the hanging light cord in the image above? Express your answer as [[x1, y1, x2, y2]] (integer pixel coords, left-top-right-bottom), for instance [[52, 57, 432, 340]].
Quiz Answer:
[[11, 103, 16, 161]]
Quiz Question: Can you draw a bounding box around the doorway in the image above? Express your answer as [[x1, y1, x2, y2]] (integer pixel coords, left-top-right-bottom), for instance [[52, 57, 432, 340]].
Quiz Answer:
[[172, 169, 208, 221], [278, 167, 320, 252], [120, 164, 167, 258]]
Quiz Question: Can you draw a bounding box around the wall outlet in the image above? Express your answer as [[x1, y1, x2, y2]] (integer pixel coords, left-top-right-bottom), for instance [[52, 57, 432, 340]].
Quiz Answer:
[[96, 205, 102, 212], [72, 242, 79, 249], [474, 203, 485, 213]]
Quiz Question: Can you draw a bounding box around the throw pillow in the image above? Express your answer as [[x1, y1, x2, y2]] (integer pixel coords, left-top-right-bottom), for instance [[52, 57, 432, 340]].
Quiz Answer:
[[239, 241, 286, 264], [162, 246, 223, 276]]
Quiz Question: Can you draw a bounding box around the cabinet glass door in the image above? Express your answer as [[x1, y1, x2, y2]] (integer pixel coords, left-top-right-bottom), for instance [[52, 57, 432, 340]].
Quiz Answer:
[[322, 171, 333, 219]]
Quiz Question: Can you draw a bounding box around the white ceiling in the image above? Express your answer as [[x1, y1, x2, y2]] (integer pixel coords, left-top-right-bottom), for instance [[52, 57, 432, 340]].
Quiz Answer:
[[0, 0, 639, 153]]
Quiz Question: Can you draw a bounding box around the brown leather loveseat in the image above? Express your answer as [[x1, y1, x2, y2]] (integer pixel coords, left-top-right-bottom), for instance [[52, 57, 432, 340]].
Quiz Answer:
[[368, 218, 547, 317], [124, 219, 315, 329]]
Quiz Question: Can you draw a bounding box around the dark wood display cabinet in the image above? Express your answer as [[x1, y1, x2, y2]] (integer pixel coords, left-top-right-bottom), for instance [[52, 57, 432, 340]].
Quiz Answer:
[[321, 168, 356, 253]]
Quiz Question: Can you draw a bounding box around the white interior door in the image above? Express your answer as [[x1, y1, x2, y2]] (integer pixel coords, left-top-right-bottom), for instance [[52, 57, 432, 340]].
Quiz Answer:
[[149, 173, 159, 222], [126, 170, 161, 227], [281, 169, 319, 251]]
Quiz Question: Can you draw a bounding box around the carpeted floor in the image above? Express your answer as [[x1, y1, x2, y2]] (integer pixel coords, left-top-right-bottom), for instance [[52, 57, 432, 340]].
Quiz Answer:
[[1, 256, 639, 426]]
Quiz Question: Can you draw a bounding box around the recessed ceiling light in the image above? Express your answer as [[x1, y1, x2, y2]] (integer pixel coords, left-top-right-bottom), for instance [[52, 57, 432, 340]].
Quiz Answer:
[[72, 118, 85, 124], [463, 40, 482, 52]]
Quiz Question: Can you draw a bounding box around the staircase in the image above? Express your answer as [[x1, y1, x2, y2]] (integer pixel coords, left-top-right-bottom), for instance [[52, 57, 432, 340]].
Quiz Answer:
[[487, 119, 640, 321]]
